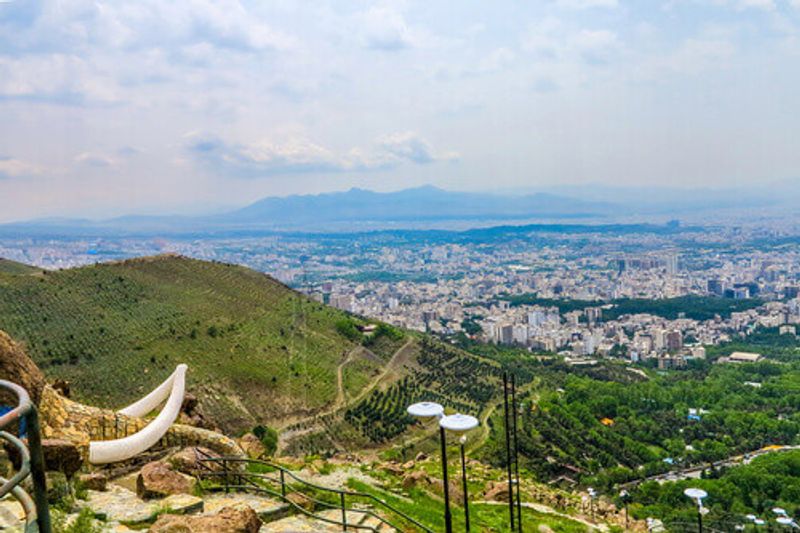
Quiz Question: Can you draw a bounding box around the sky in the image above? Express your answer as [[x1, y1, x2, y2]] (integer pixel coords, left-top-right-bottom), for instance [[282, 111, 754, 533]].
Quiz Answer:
[[0, 0, 799, 222]]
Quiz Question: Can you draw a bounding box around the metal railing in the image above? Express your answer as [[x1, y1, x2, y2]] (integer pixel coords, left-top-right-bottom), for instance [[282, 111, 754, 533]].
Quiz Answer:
[[194, 450, 434, 532], [0, 380, 51, 533]]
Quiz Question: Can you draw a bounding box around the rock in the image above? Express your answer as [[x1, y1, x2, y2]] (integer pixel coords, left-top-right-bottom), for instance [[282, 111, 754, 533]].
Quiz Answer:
[[415, 452, 428, 462], [381, 462, 405, 476], [181, 392, 199, 413], [484, 481, 512, 502], [78, 472, 108, 491], [0, 330, 46, 405], [401, 460, 415, 470], [149, 506, 261, 533], [285, 492, 314, 512], [136, 461, 197, 499], [238, 433, 266, 459], [168, 446, 221, 475], [42, 438, 84, 478], [431, 478, 463, 504], [401, 470, 429, 490], [538, 525, 555, 533], [52, 378, 71, 398]]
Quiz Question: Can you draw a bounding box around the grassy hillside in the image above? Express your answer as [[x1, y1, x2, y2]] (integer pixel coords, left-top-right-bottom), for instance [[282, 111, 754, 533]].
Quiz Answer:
[[0, 254, 510, 456], [0, 258, 40, 275], [0, 255, 374, 431]]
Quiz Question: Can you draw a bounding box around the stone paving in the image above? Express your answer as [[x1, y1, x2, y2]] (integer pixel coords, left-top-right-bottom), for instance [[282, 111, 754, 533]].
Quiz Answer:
[[0, 497, 24, 531], [82, 485, 203, 524], [259, 514, 343, 532], [204, 492, 289, 520]]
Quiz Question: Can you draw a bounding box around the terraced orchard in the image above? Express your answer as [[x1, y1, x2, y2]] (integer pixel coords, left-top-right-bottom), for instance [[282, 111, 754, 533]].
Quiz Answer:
[[0, 255, 368, 432]]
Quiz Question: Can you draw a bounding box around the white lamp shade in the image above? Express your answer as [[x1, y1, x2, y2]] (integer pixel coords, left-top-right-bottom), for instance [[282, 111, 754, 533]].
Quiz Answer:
[[407, 401, 444, 419], [440, 413, 479, 433], [684, 488, 708, 500]]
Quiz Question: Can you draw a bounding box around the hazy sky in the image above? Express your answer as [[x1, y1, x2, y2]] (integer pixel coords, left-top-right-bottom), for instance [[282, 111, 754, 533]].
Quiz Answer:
[[1, 0, 799, 221]]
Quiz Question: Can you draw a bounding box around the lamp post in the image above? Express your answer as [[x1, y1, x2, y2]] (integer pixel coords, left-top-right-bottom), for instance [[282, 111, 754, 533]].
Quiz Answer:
[[774, 508, 799, 531], [440, 413, 480, 533], [619, 489, 631, 529], [407, 402, 451, 533], [684, 488, 708, 533], [587, 487, 597, 520]]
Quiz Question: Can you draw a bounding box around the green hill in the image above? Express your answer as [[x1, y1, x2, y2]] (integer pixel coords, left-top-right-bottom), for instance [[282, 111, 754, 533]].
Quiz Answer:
[[0, 258, 40, 275], [0, 255, 381, 431], [0, 255, 502, 451]]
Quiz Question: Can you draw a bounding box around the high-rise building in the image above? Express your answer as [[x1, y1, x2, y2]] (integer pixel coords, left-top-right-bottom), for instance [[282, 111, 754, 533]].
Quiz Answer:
[[708, 279, 725, 296], [666, 330, 683, 352]]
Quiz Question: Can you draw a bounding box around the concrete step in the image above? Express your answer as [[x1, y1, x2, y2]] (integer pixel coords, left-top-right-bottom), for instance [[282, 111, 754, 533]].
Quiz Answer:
[[259, 514, 342, 532]]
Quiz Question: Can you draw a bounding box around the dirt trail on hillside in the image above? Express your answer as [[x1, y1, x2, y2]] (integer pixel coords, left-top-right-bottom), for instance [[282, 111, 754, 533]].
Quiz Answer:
[[276, 338, 415, 454]]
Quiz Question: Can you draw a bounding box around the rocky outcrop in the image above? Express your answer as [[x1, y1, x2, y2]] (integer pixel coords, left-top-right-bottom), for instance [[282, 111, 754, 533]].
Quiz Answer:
[[149, 506, 262, 533], [0, 330, 46, 404], [136, 460, 197, 499]]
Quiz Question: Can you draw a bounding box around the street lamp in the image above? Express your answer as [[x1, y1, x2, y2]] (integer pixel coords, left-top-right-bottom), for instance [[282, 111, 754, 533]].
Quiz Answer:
[[777, 516, 800, 530], [407, 402, 451, 533], [619, 489, 631, 529], [684, 488, 708, 533], [587, 487, 597, 520], [440, 413, 480, 533]]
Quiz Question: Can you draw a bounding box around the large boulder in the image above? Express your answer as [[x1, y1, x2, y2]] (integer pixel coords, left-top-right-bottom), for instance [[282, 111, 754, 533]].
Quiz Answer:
[[78, 472, 108, 491], [41, 438, 84, 478], [136, 461, 197, 500], [285, 492, 314, 512], [149, 506, 262, 533], [237, 433, 266, 459], [484, 480, 512, 502], [0, 330, 46, 405], [168, 447, 222, 475]]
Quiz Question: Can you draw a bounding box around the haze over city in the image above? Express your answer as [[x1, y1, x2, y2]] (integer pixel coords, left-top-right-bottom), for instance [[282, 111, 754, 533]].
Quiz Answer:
[[1, 0, 800, 222]]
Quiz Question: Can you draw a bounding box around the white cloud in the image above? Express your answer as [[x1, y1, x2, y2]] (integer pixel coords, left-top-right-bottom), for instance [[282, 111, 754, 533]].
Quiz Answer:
[[0, 55, 117, 104], [359, 7, 415, 50], [185, 132, 457, 177], [555, 0, 619, 8], [75, 152, 115, 168], [0, 157, 44, 179], [522, 20, 621, 66], [736, 0, 776, 10]]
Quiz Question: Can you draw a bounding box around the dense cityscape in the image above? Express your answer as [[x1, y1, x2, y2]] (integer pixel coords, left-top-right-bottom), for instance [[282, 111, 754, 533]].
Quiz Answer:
[[4, 219, 800, 371]]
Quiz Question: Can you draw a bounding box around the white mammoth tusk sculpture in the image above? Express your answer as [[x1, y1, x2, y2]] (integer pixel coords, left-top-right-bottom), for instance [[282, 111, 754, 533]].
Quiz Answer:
[[88, 364, 187, 465]]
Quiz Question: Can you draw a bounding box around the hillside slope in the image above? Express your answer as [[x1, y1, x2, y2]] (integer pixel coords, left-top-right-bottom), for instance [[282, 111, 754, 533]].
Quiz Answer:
[[0, 255, 370, 432], [0, 258, 40, 275]]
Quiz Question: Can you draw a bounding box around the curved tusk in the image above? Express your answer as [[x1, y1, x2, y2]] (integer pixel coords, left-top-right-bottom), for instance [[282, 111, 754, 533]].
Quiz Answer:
[[118, 365, 184, 418], [88, 364, 187, 464]]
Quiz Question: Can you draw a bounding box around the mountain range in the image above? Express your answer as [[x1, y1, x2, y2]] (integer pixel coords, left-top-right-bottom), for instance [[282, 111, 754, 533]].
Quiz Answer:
[[1, 182, 796, 236]]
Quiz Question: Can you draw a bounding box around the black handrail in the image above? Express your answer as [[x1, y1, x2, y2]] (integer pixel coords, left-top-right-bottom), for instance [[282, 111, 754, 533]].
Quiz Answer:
[[0, 380, 52, 533], [195, 452, 434, 532]]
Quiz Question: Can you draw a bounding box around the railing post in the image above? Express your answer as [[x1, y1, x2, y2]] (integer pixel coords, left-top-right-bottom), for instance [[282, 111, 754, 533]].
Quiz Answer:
[[223, 459, 229, 494], [26, 407, 52, 533], [280, 469, 286, 498], [341, 492, 347, 531]]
